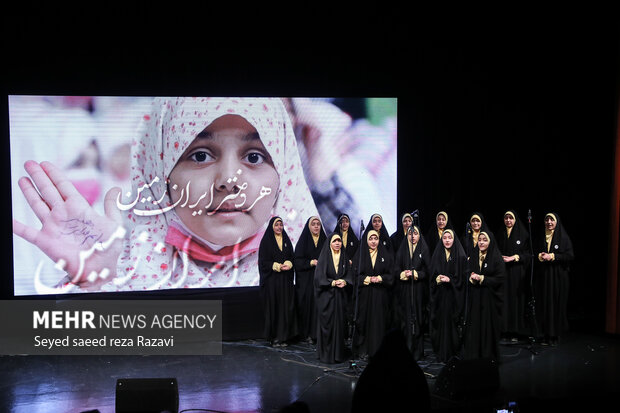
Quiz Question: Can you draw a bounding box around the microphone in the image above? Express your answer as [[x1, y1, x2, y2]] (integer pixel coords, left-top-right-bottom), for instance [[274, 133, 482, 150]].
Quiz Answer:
[[411, 209, 420, 228]]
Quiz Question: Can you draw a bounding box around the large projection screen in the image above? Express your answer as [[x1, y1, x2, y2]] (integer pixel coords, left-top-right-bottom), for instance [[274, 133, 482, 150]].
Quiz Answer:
[[10, 96, 397, 296]]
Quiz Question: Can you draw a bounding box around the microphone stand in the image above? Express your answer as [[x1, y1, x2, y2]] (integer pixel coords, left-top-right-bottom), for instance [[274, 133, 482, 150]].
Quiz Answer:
[[402, 226, 416, 352], [409, 211, 421, 353], [526, 209, 540, 355], [350, 219, 365, 363], [459, 222, 472, 346], [338, 215, 354, 346]]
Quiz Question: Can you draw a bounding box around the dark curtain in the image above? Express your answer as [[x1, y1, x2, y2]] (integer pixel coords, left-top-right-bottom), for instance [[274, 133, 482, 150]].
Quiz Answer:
[[607, 106, 620, 335]]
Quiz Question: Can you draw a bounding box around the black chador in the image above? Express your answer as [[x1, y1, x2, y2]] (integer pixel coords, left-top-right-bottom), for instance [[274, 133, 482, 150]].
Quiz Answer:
[[461, 212, 491, 258], [390, 212, 414, 257], [314, 233, 353, 363], [463, 231, 505, 361], [393, 225, 431, 360], [497, 210, 531, 340], [534, 212, 574, 345], [352, 229, 394, 358], [333, 213, 360, 264], [425, 211, 454, 255], [333, 212, 360, 340], [429, 229, 468, 362], [258, 216, 298, 346], [294, 216, 326, 342], [362, 213, 394, 254], [387, 213, 413, 331]]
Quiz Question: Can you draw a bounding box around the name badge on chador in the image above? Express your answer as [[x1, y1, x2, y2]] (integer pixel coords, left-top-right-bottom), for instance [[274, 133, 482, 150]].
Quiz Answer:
[[350, 242, 354, 246], [484, 263, 488, 269], [516, 240, 521, 245], [383, 241, 387, 246], [381, 257, 385, 262], [554, 244, 559, 250]]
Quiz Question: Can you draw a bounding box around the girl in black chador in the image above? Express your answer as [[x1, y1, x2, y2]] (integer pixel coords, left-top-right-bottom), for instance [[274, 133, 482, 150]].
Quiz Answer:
[[362, 213, 394, 255], [333, 212, 360, 265], [498, 210, 531, 342], [464, 231, 505, 361], [535, 212, 574, 346], [426, 211, 454, 255], [294, 216, 326, 342], [352, 229, 394, 359], [314, 232, 353, 363], [429, 229, 468, 362], [461, 212, 490, 258], [393, 225, 431, 360], [390, 212, 414, 256], [259, 216, 298, 347]]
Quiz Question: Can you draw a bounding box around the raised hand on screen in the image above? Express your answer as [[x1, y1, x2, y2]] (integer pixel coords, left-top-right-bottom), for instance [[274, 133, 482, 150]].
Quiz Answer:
[[12, 161, 125, 291]]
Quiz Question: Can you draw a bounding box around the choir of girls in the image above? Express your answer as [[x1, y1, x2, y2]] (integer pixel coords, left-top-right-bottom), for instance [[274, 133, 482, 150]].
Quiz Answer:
[[258, 210, 573, 364]]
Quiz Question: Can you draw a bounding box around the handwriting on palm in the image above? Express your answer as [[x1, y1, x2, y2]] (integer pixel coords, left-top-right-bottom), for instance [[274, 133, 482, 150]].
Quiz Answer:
[[12, 161, 124, 289]]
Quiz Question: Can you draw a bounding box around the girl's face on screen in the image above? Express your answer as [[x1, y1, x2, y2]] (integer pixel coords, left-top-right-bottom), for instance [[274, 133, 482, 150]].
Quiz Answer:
[[169, 115, 279, 246]]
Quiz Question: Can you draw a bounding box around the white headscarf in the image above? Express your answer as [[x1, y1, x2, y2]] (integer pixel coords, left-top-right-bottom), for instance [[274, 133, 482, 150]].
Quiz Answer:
[[109, 97, 318, 291]]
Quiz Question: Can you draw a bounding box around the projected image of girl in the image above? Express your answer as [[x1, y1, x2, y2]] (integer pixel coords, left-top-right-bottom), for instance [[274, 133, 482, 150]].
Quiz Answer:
[[12, 97, 319, 292]]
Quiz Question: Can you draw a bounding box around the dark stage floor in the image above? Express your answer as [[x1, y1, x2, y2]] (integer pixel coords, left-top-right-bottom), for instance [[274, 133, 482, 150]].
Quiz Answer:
[[1, 331, 619, 413]]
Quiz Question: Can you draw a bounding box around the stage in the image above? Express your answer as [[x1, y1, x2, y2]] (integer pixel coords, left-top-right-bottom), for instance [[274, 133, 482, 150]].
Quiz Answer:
[[1, 330, 618, 413]]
